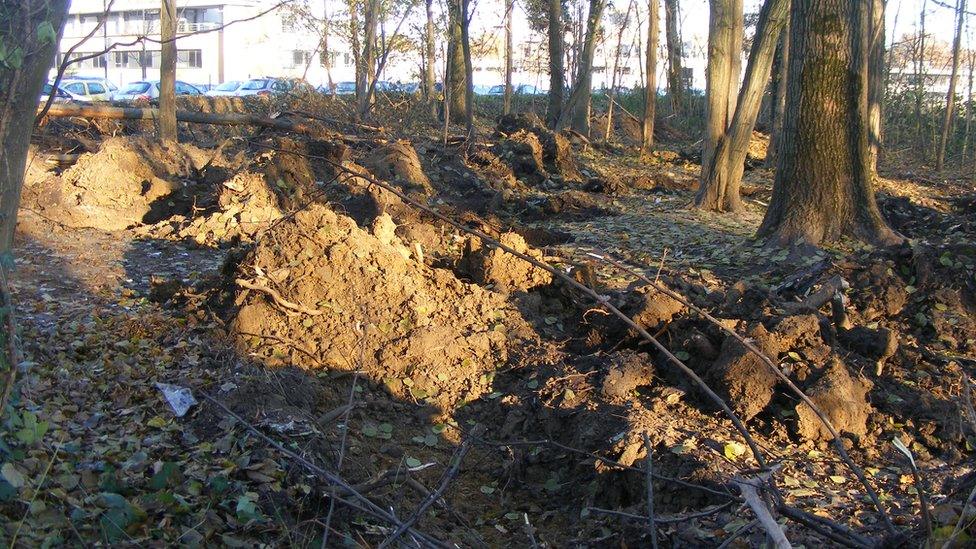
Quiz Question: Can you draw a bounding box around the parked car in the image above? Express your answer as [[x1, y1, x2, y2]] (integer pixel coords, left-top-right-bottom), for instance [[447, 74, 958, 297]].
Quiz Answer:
[[333, 81, 356, 95], [207, 80, 244, 96], [398, 82, 421, 94], [194, 83, 214, 93], [61, 78, 116, 102], [113, 80, 202, 103], [39, 82, 87, 105], [487, 84, 505, 95], [235, 77, 293, 97], [64, 75, 119, 96]]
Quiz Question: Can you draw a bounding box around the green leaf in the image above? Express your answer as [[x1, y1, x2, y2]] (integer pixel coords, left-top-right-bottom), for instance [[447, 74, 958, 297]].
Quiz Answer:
[[36, 21, 56, 45], [405, 457, 422, 468], [1, 463, 25, 488], [235, 493, 263, 522], [479, 485, 495, 495], [673, 350, 690, 361], [15, 412, 48, 444]]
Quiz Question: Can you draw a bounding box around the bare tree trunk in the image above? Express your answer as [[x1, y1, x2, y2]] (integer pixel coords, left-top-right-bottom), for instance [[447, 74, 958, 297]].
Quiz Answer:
[[765, 21, 789, 168], [963, 49, 975, 163], [159, 0, 178, 142], [915, 0, 926, 154], [0, 0, 70, 254], [641, 0, 660, 152], [350, 0, 364, 105], [504, 0, 515, 115], [461, 0, 475, 136], [702, 0, 743, 180], [936, 0, 966, 171], [562, 0, 607, 134], [867, 0, 885, 171], [547, 0, 565, 127], [605, 0, 636, 142], [358, 0, 379, 116], [757, 0, 900, 247], [447, 0, 467, 123], [425, 0, 437, 116], [664, 0, 683, 114], [695, 0, 790, 212]]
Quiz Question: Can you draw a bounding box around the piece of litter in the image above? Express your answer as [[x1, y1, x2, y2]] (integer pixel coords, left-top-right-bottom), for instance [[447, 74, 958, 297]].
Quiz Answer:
[[155, 383, 197, 417]]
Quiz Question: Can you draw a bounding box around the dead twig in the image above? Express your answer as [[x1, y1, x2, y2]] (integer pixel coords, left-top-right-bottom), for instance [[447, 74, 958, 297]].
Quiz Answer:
[[642, 431, 659, 549], [587, 251, 896, 535], [201, 394, 446, 548], [587, 501, 734, 523], [776, 505, 872, 548], [378, 426, 481, 548], [716, 519, 758, 549]]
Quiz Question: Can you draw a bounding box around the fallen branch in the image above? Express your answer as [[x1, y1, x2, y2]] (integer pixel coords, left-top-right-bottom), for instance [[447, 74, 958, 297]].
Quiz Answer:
[[201, 394, 446, 548], [736, 476, 790, 549], [235, 278, 327, 316], [40, 103, 338, 139], [587, 501, 734, 523], [642, 432, 660, 549]]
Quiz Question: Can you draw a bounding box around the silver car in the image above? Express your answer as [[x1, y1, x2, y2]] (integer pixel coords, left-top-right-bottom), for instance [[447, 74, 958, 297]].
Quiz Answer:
[[113, 80, 202, 104], [206, 80, 243, 96]]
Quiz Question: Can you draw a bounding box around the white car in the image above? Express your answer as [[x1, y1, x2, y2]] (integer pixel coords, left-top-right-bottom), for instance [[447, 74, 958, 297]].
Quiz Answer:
[[39, 82, 89, 105], [206, 80, 243, 96], [61, 78, 116, 102]]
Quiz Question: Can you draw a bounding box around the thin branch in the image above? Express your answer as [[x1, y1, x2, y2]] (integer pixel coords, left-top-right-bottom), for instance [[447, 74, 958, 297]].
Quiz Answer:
[[642, 431, 659, 549]]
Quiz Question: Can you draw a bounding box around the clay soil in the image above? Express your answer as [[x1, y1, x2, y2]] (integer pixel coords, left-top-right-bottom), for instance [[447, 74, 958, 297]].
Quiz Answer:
[[3, 95, 975, 547]]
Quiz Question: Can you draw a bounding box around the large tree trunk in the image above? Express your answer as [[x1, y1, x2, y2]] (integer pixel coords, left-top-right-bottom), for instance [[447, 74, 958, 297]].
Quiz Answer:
[[641, 0, 659, 152], [358, 0, 379, 116], [867, 0, 885, 171], [547, 0, 565, 127], [702, 0, 743, 179], [695, 0, 790, 212], [503, 0, 515, 115], [664, 0, 683, 114], [350, 0, 364, 106], [562, 0, 607, 134], [425, 0, 437, 116], [446, 0, 467, 123], [159, 0, 178, 142], [936, 0, 966, 171], [765, 20, 789, 168], [461, 0, 475, 135], [757, 0, 900, 247], [0, 1, 70, 254]]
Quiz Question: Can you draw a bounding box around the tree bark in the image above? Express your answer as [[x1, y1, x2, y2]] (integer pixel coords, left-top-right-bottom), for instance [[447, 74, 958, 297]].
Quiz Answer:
[[914, 0, 926, 154], [446, 0, 467, 123], [664, 0, 683, 114], [757, 0, 900, 247], [695, 0, 790, 212], [547, 0, 565, 127], [159, 0, 178, 142], [350, 0, 364, 105], [702, 0, 743, 178], [765, 19, 789, 168], [641, 0, 659, 152], [460, 0, 475, 135], [936, 0, 966, 171], [0, 0, 70, 255], [358, 0, 379, 116], [425, 0, 437, 117], [561, 0, 607, 134], [605, 0, 636, 142], [867, 0, 885, 171], [503, 0, 515, 115]]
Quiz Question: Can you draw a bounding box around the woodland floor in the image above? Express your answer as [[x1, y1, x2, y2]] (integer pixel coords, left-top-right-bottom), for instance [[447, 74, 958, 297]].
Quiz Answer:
[[1, 95, 975, 547]]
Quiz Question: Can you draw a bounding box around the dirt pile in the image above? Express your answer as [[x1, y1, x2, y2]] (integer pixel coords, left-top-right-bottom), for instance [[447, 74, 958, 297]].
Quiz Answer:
[[459, 232, 552, 293], [495, 112, 582, 185], [229, 204, 537, 410], [363, 140, 434, 195], [592, 112, 643, 145], [151, 137, 319, 246], [23, 137, 207, 231]]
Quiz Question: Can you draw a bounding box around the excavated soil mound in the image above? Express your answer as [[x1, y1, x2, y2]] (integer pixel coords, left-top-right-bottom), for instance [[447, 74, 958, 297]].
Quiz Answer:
[[363, 140, 433, 195], [459, 232, 552, 293], [23, 137, 207, 230], [229, 205, 537, 410], [496, 113, 582, 185], [592, 112, 643, 145], [151, 137, 319, 246]]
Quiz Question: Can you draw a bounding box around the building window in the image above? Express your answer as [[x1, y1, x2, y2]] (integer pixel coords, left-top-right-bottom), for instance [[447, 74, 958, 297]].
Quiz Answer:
[[142, 51, 160, 69], [292, 50, 312, 68], [67, 52, 108, 69], [177, 50, 203, 68]]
